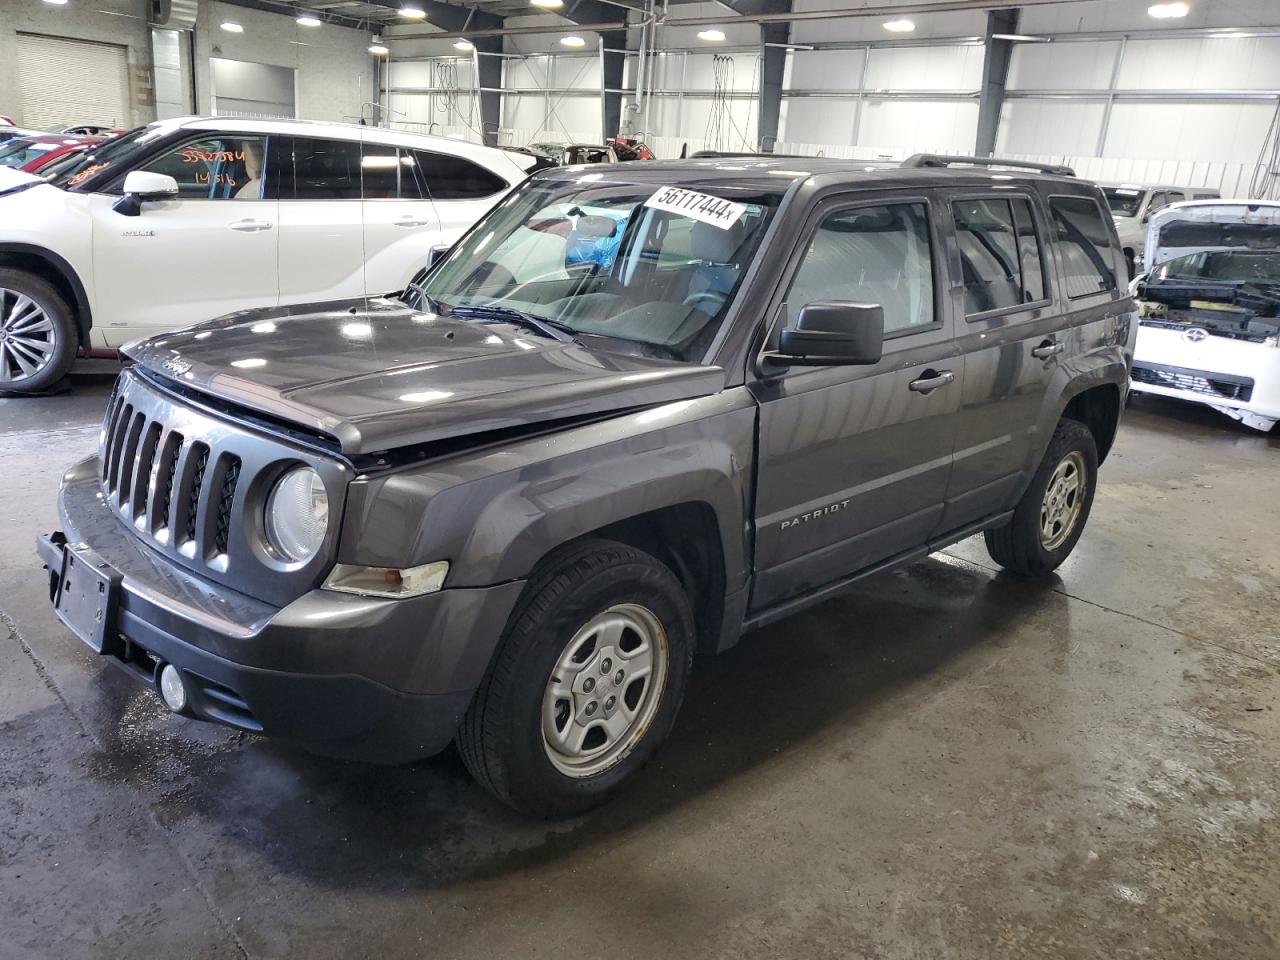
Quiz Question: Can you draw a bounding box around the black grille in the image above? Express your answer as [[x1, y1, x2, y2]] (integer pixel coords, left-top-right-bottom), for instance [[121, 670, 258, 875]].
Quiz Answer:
[[1132, 363, 1254, 402], [212, 457, 241, 556], [132, 422, 162, 518], [152, 432, 183, 533], [184, 444, 209, 544]]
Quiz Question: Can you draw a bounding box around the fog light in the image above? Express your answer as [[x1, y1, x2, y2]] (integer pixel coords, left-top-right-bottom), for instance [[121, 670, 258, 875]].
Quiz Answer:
[[159, 663, 188, 713]]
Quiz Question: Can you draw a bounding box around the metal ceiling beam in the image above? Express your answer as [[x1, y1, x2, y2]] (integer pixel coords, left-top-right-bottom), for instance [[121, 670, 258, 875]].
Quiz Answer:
[[219, 0, 372, 30], [975, 6, 1017, 157]]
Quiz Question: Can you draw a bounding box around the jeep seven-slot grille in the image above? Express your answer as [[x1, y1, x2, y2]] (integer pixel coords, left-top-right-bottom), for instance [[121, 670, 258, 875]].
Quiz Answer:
[[1132, 363, 1254, 402], [213, 457, 241, 556]]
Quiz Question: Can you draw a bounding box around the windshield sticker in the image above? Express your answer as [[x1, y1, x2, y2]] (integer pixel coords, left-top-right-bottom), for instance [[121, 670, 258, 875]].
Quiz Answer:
[[644, 187, 746, 230]]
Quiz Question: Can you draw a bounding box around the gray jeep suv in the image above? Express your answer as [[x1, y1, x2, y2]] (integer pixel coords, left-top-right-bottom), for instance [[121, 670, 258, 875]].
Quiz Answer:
[[39, 155, 1134, 817]]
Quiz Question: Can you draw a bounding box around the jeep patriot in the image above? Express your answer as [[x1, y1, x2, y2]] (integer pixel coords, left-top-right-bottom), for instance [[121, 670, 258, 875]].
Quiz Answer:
[[39, 155, 1135, 816]]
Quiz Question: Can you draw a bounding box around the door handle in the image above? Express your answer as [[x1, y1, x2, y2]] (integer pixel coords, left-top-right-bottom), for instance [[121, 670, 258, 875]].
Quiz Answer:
[[229, 218, 272, 232], [908, 369, 955, 394], [394, 217, 432, 228], [1031, 339, 1064, 359]]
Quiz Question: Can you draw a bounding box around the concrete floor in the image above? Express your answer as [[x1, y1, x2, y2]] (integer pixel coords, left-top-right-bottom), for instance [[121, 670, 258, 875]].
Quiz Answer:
[[1, 374, 1276, 960]]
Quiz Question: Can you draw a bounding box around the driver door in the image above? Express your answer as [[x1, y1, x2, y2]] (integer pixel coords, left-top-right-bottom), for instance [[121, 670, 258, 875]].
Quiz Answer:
[[749, 195, 962, 610], [89, 133, 279, 342]]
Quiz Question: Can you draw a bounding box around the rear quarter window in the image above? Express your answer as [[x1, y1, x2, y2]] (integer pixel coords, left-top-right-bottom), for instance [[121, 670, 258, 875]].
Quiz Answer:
[[1049, 196, 1117, 299], [415, 150, 509, 200]]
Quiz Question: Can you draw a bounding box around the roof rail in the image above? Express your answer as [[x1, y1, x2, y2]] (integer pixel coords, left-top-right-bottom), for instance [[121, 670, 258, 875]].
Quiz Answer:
[[902, 154, 1076, 177]]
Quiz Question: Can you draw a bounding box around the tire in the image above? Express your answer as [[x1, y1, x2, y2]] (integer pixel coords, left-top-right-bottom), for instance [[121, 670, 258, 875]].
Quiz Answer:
[[457, 539, 695, 818], [0, 268, 77, 394], [1123, 249, 1137, 280], [984, 419, 1098, 578]]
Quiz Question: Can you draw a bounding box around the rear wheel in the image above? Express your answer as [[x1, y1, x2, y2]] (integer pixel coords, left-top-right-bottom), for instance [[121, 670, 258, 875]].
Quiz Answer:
[[985, 419, 1098, 578], [457, 539, 695, 817], [0, 269, 77, 394]]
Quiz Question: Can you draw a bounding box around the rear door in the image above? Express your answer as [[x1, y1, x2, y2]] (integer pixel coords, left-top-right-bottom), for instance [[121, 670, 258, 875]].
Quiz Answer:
[[275, 136, 367, 305], [89, 131, 278, 340], [750, 194, 962, 610], [939, 191, 1061, 531], [359, 144, 440, 294]]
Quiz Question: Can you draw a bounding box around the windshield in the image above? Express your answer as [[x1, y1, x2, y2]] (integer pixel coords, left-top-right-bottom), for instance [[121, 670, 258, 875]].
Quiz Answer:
[[420, 178, 780, 360], [48, 126, 164, 190], [1103, 187, 1145, 218], [0, 139, 57, 169], [1153, 250, 1280, 285]]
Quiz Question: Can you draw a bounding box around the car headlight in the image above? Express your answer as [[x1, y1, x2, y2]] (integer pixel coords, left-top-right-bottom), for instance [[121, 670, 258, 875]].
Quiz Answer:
[[265, 466, 329, 562]]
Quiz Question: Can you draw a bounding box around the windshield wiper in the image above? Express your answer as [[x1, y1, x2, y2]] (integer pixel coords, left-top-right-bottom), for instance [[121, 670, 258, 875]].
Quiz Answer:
[[447, 304, 578, 343]]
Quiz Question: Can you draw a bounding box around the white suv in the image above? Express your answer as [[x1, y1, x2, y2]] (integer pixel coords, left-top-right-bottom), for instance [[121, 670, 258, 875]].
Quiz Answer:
[[0, 117, 534, 393]]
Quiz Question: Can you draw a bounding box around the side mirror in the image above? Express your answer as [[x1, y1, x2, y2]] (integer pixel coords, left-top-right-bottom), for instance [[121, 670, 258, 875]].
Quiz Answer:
[[112, 170, 178, 216], [769, 301, 884, 367]]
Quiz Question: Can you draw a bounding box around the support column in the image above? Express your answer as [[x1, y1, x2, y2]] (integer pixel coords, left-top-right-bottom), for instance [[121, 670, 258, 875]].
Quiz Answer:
[[975, 7, 1019, 157], [475, 37, 503, 145], [758, 18, 789, 152], [601, 30, 626, 141]]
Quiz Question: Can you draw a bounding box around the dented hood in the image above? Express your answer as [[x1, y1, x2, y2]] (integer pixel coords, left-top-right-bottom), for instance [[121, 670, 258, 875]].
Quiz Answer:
[[123, 297, 725, 455], [1146, 201, 1280, 270]]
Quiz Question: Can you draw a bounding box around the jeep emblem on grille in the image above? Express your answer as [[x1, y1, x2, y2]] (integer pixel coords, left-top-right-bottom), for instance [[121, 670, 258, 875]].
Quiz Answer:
[[1183, 327, 1208, 343], [162, 356, 193, 376]]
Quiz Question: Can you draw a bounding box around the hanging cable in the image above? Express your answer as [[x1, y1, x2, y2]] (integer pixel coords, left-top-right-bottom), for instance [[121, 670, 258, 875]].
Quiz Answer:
[[1249, 97, 1280, 200]]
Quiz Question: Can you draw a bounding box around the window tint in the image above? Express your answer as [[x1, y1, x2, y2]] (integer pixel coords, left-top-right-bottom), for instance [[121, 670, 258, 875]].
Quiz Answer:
[[952, 196, 1046, 315], [360, 148, 400, 200], [139, 135, 267, 200], [289, 137, 361, 199], [786, 203, 935, 334], [415, 150, 508, 200], [1049, 196, 1117, 299]]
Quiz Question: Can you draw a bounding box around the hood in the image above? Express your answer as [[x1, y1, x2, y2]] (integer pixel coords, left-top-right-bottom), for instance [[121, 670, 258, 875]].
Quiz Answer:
[[123, 298, 725, 456], [0, 166, 43, 195], [1146, 201, 1280, 270]]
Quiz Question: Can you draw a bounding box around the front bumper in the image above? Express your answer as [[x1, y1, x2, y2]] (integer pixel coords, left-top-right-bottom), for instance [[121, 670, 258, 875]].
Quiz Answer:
[[39, 456, 526, 763]]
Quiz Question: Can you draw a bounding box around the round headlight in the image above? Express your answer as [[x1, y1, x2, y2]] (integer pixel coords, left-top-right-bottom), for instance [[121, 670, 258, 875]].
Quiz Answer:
[[265, 467, 329, 563]]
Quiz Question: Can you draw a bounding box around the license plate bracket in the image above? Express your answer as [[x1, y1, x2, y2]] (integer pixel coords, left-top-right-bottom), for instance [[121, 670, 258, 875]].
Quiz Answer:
[[54, 542, 123, 655]]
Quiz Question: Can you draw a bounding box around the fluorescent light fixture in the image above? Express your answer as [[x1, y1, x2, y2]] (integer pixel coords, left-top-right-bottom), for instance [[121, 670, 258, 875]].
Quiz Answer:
[[369, 39, 389, 55], [1147, 2, 1189, 17], [697, 29, 726, 42], [454, 38, 475, 51], [559, 34, 587, 47], [42, 0, 69, 6], [531, 0, 564, 7], [398, 4, 426, 17], [991, 33, 1048, 42], [296, 13, 322, 26], [883, 18, 915, 32], [220, 19, 244, 32]]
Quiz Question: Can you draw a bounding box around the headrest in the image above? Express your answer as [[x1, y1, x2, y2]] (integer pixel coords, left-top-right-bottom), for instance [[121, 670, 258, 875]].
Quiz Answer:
[[691, 218, 748, 264]]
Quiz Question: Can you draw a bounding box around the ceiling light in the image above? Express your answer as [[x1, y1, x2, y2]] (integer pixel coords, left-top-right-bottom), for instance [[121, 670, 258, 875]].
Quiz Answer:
[[559, 34, 586, 47], [883, 18, 915, 32], [1148, 2, 1189, 17], [369, 42, 389, 55], [531, 0, 564, 7], [296, 13, 322, 26], [398, 5, 426, 17], [42, 0, 69, 5], [220, 19, 244, 32], [454, 38, 475, 51], [697, 29, 726, 42]]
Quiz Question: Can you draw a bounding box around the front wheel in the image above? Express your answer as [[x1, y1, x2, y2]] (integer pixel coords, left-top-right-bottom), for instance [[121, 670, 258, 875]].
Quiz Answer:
[[984, 419, 1098, 578], [457, 539, 695, 817], [0, 269, 77, 394]]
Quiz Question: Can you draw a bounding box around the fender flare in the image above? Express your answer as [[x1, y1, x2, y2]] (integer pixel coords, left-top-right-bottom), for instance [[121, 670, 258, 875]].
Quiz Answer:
[[0, 243, 92, 348]]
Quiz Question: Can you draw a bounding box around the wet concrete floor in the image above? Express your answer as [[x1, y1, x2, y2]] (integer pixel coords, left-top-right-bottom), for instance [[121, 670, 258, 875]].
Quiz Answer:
[[1, 374, 1276, 959]]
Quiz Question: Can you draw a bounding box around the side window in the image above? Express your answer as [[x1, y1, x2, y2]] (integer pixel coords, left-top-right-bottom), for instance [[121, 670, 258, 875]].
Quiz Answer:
[[786, 202, 935, 335], [951, 196, 1047, 315], [289, 138, 361, 200], [415, 150, 509, 200], [137, 135, 267, 200], [1049, 196, 1117, 299]]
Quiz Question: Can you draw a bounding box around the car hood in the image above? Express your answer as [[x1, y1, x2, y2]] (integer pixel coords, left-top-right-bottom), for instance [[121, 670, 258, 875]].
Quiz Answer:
[[123, 298, 726, 456], [0, 165, 43, 194], [1146, 202, 1280, 269]]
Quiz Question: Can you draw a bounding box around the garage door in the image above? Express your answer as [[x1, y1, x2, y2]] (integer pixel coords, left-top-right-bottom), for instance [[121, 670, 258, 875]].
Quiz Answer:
[[16, 33, 130, 130]]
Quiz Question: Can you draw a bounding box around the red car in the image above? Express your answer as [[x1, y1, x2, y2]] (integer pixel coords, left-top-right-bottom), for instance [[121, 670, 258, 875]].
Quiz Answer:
[[0, 133, 105, 174]]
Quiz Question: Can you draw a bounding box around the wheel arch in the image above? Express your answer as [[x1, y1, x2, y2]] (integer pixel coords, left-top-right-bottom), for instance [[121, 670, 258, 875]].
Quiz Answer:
[[1060, 380, 1123, 464], [0, 243, 91, 349]]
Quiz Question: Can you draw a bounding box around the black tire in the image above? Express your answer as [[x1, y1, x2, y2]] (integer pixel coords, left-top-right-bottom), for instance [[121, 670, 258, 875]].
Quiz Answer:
[[0, 268, 77, 394], [457, 539, 695, 818], [984, 419, 1098, 578], [1123, 249, 1137, 280]]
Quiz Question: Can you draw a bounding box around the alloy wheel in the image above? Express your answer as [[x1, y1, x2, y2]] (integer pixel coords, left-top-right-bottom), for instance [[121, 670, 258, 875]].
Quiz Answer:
[[541, 602, 669, 778], [0, 288, 57, 384]]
